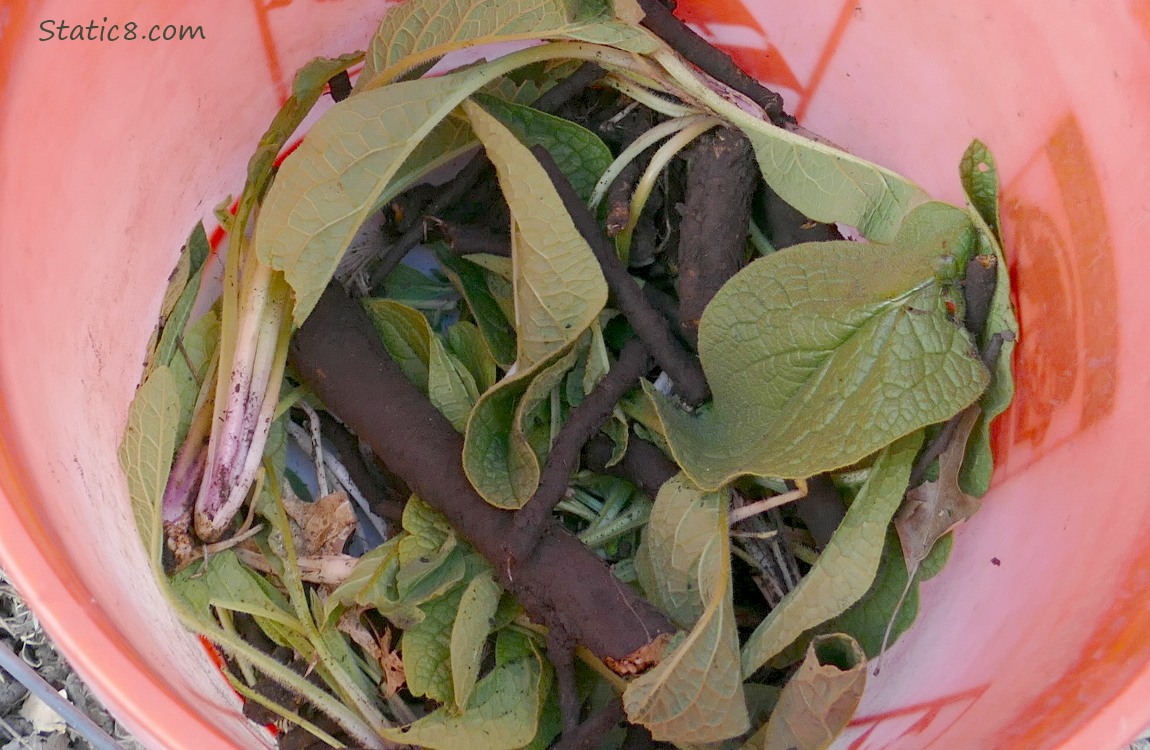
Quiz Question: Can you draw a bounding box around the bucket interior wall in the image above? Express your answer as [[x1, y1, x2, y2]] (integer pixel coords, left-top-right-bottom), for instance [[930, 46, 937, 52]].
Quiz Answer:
[[2, 1, 1149, 748]]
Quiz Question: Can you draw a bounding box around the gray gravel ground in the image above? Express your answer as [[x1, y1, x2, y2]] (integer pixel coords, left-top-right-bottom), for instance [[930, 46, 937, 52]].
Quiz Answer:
[[0, 569, 141, 750]]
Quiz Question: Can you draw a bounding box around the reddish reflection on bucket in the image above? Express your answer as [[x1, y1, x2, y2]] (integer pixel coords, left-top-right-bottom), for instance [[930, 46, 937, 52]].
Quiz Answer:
[[2, 1, 1150, 748]]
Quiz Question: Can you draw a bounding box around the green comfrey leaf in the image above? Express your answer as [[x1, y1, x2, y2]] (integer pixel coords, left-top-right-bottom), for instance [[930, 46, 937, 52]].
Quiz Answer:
[[740, 431, 922, 676], [325, 536, 403, 624], [653, 51, 928, 243], [450, 571, 503, 711], [625, 476, 749, 743], [819, 531, 952, 658], [464, 340, 585, 508], [119, 365, 181, 565], [151, 222, 212, 376], [403, 583, 467, 704], [958, 146, 1018, 497], [648, 201, 989, 490], [429, 335, 480, 432], [256, 55, 558, 325], [960, 138, 1002, 242], [363, 298, 432, 391], [383, 643, 546, 750], [357, 0, 617, 91], [169, 550, 302, 635], [446, 320, 498, 393], [472, 93, 614, 204], [439, 250, 518, 368], [459, 99, 608, 508], [464, 100, 609, 368], [169, 309, 219, 449]]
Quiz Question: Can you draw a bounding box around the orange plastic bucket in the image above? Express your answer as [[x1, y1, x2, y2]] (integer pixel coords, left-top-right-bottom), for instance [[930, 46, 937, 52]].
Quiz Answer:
[[1, 1, 1148, 748]]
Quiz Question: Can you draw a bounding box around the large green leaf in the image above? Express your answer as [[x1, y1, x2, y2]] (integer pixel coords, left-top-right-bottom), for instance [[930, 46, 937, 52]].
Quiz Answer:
[[382, 651, 545, 750], [358, 0, 630, 90], [403, 584, 466, 704], [648, 202, 989, 490], [740, 432, 921, 676], [463, 99, 608, 368], [459, 99, 608, 507], [450, 571, 502, 710], [258, 52, 576, 325], [119, 366, 181, 564], [625, 477, 749, 743], [169, 550, 301, 633], [472, 93, 613, 204]]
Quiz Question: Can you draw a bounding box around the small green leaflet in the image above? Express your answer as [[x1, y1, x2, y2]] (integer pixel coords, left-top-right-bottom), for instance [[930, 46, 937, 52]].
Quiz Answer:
[[151, 222, 211, 376], [404, 585, 468, 705], [463, 100, 608, 368], [429, 335, 480, 432], [363, 298, 433, 389], [357, 0, 626, 90], [958, 141, 1018, 496], [648, 201, 990, 490], [119, 365, 180, 565], [740, 432, 921, 676], [749, 634, 866, 750], [450, 571, 502, 710], [445, 321, 498, 393], [959, 139, 1002, 242], [169, 309, 219, 449], [438, 250, 518, 368], [626, 476, 749, 743], [472, 93, 614, 204]]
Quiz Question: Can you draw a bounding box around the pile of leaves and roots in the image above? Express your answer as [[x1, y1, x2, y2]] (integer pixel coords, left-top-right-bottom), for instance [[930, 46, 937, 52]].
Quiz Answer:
[[119, 1, 1018, 748]]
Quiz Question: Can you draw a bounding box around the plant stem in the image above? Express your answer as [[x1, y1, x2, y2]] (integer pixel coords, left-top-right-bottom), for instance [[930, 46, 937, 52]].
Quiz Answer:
[[602, 73, 697, 119], [615, 115, 721, 254], [590, 114, 713, 209]]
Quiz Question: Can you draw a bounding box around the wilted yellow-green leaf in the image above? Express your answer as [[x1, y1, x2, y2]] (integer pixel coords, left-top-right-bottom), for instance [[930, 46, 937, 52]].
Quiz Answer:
[[625, 476, 749, 743], [119, 365, 181, 565], [741, 431, 921, 676], [450, 571, 502, 710], [748, 634, 866, 750], [464, 100, 607, 369], [359, 0, 628, 90]]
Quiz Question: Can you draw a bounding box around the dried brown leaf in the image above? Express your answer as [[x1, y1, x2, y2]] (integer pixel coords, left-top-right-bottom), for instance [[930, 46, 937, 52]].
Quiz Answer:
[[339, 609, 407, 698], [895, 406, 982, 570], [749, 633, 866, 750], [283, 489, 357, 558]]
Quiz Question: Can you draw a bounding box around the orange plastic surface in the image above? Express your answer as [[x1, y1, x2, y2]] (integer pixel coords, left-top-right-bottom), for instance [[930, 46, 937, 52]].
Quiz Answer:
[[1, 1, 1149, 748]]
